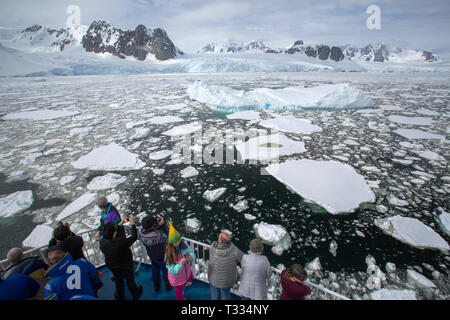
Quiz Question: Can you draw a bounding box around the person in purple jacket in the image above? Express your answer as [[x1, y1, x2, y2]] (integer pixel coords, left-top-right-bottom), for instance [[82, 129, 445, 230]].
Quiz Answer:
[[94, 195, 126, 241], [280, 264, 311, 300]]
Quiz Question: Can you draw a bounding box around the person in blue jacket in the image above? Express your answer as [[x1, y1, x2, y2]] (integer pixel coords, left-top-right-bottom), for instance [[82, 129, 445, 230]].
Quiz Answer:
[[0, 273, 40, 300], [43, 249, 102, 300]]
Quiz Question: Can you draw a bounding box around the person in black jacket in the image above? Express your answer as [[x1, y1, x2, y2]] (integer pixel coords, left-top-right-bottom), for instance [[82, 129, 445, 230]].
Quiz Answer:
[[99, 214, 143, 300], [48, 222, 85, 261], [137, 214, 171, 292]]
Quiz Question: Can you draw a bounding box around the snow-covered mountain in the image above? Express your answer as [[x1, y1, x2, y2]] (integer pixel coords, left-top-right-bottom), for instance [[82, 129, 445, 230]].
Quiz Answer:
[[198, 40, 269, 54], [198, 39, 439, 64], [3, 21, 182, 60], [0, 23, 448, 76], [82, 20, 183, 61]]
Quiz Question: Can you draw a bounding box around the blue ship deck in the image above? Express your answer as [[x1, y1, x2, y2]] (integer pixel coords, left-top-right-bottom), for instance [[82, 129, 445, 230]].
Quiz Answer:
[[96, 262, 240, 300]]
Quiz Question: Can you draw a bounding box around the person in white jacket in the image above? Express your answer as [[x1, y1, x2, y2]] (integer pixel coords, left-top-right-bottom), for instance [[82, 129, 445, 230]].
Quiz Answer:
[[238, 238, 272, 300]]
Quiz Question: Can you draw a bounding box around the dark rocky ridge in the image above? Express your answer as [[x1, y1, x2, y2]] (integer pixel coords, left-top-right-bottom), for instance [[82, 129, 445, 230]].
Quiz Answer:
[[82, 21, 182, 61]]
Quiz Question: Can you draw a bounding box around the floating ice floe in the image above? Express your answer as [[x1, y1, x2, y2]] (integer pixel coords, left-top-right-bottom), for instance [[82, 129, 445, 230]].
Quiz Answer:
[[149, 150, 173, 160], [412, 150, 445, 162], [226, 110, 261, 120], [258, 115, 322, 135], [22, 224, 54, 248], [230, 199, 249, 212], [374, 215, 449, 252], [18, 139, 46, 148], [416, 108, 439, 116], [406, 269, 437, 289], [147, 115, 184, 125], [180, 166, 199, 178], [185, 218, 201, 233], [70, 127, 93, 137], [56, 192, 97, 221], [87, 173, 126, 190], [2, 109, 80, 120], [253, 222, 291, 255], [265, 159, 375, 214], [235, 133, 306, 161], [203, 187, 227, 202], [161, 122, 202, 137], [59, 175, 76, 186], [388, 115, 435, 126], [387, 195, 409, 207], [72, 143, 145, 171], [393, 129, 445, 140], [187, 81, 373, 112], [131, 127, 151, 140], [0, 190, 33, 218], [369, 289, 417, 300], [437, 209, 450, 236]]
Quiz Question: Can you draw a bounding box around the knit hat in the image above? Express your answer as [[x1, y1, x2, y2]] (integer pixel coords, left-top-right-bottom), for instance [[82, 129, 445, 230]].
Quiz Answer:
[[168, 221, 181, 244], [142, 215, 157, 229]]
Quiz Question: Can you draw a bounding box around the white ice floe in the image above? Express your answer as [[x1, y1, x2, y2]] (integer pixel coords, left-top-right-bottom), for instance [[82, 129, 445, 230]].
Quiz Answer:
[[87, 173, 126, 190], [226, 110, 261, 120], [147, 115, 184, 125], [387, 195, 409, 207], [187, 81, 373, 112], [151, 168, 165, 176], [161, 122, 202, 137], [258, 115, 322, 135], [374, 215, 449, 251], [56, 192, 97, 221], [369, 289, 417, 300], [69, 127, 92, 137], [203, 187, 227, 202], [159, 183, 175, 192], [437, 209, 450, 236], [230, 199, 249, 212], [3, 109, 79, 120], [180, 166, 199, 178], [265, 159, 375, 214], [59, 175, 76, 186], [0, 190, 33, 218], [149, 150, 173, 160], [412, 150, 446, 162], [253, 222, 291, 255], [72, 143, 145, 171], [22, 224, 54, 248], [18, 139, 46, 148], [388, 115, 435, 126], [416, 108, 439, 116], [393, 129, 445, 140], [235, 133, 306, 161], [406, 269, 437, 289], [131, 127, 151, 140], [185, 218, 201, 233]]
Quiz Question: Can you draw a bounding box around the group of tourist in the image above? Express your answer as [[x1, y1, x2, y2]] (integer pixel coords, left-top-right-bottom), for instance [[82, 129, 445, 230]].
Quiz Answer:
[[0, 196, 311, 300]]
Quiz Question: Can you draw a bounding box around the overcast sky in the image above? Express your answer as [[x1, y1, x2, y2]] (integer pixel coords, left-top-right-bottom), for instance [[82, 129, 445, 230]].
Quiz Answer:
[[1, 0, 449, 53]]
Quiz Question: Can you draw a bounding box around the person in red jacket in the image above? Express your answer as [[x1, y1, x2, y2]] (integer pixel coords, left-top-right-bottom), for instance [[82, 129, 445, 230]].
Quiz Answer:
[[280, 264, 311, 300]]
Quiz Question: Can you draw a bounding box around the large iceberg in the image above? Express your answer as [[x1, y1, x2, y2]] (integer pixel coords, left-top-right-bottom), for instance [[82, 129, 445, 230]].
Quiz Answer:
[[374, 215, 449, 251], [187, 81, 373, 112], [265, 159, 376, 214], [72, 143, 145, 171]]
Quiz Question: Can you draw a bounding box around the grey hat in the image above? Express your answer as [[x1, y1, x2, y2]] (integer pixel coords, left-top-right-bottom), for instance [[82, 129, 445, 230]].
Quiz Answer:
[[7, 247, 24, 264], [96, 195, 109, 208]]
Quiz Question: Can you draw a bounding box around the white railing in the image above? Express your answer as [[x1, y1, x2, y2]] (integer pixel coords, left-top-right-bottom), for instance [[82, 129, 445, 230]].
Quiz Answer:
[[0, 227, 350, 300]]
